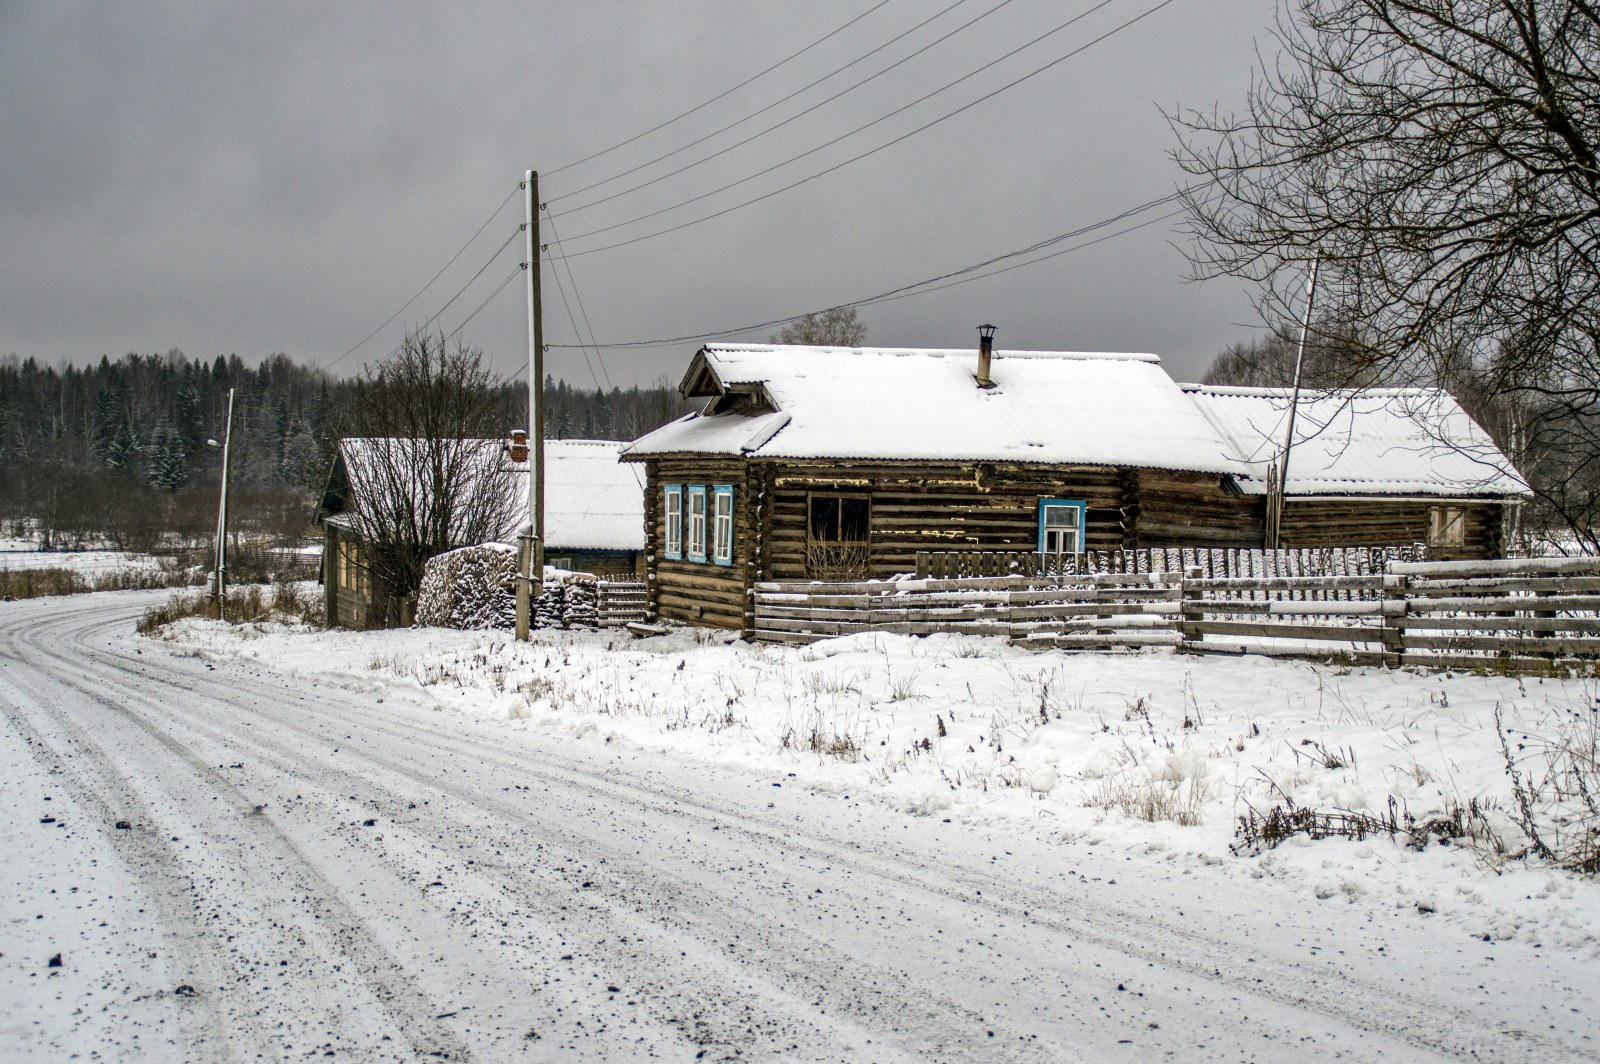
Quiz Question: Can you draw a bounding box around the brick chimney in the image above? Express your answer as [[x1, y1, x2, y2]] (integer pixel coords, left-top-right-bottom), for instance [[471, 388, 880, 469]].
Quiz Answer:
[[508, 428, 529, 463], [977, 324, 997, 389]]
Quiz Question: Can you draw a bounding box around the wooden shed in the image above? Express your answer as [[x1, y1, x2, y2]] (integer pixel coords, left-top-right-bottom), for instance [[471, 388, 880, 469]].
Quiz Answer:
[[319, 437, 645, 628], [620, 343, 1527, 632]]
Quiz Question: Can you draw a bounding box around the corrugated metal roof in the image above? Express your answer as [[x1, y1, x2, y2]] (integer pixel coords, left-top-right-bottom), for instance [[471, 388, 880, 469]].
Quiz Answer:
[[1184, 385, 1527, 497], [625, 344, 1242, 475]]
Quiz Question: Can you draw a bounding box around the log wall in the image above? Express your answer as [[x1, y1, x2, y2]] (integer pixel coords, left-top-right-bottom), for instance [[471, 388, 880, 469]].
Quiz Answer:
[[635, 454, 1512, 631], [641, 456, 755, 630], [1279, 499, 1503, 559]]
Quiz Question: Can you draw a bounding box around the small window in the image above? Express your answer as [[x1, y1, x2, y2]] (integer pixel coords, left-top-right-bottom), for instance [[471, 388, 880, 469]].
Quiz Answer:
[[663, 485, 683, 559], [687, 486, 708, 562], [712, 485, 734, 566], [1428, 505, 1466, 548], [807, 493, 870, 580], [1038, 499, 1086, 555]]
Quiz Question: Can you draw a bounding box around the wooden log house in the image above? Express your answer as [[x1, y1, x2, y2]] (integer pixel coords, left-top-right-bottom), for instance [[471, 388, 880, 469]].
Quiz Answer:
[[620, 342, 1527, 633], [319, 437, 645, 628]]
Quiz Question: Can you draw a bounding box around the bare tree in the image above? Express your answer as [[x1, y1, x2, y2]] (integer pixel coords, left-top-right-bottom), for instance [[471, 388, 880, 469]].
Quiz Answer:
[[1173, 0, 1600, 542], [771, 308, 867, 346], [339, 331, 517, 614], [1202, 321, 1384, 388]]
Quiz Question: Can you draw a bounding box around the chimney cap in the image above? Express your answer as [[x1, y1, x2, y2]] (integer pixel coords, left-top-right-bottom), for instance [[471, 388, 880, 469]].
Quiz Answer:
[[977, 323, 997, 341]]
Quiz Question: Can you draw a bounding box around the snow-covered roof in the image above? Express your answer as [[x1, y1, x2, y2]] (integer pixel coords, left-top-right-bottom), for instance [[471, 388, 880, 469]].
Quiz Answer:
[[624, 344, 1243, 475], [335, 438, 644, 551], [1183, 385, 1528, 497], [533, 439, 646, 551]]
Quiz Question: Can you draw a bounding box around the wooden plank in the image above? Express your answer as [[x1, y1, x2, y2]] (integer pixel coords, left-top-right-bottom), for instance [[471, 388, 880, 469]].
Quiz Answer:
[[1405, 594, 1600, 613], [1397, 651, 1598, 674], [1402, 635, 1600, 655], [1182, 642, 1388, 666], [1187, 575, 1384, 592], [1181, 599, 1382, 616], [1190, 620, 1382, 642], [1390, 556, 1600, 577], [752, 628, 824, 645], [1402, 576, 1600, 595], [1396, 616, 1600, 634]]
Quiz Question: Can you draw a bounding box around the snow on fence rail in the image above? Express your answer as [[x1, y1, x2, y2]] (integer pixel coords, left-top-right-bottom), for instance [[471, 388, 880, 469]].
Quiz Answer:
[[913, 545, 1426, 580], [752, 572, 1181, 648], [753, 556, 1600, 673]]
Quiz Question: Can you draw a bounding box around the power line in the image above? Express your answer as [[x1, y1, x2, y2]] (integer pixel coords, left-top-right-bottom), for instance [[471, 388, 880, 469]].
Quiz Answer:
[[326, 184, 520, 371], [547, 0, 996, 212], [549, 0, 1175, 260], [554, 0, 1122, 240], [357, 227, 523, 371], [545, 0, 898, 179], [545, 190, 1183, 350], [542, 209, 614, 391]]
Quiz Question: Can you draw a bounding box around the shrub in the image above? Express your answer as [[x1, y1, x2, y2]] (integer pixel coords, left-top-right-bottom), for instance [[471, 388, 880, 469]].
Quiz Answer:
[[1497, 702, 1599, 875]]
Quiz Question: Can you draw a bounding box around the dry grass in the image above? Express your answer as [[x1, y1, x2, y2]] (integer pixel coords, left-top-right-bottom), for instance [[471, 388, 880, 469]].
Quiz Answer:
[[1088, 775, 1208, 826], [137, 579, 323, 634], [1, 565, 196, 600]]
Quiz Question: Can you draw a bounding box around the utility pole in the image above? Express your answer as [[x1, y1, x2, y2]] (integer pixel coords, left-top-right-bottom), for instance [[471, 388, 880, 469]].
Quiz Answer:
[[1268, 256, 1320, 549], [516, 171, 546, 640], [211, 387, 235, 620]]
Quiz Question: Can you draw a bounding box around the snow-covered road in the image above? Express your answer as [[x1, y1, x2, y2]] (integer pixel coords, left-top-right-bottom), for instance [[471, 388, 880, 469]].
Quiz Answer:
[[1, 593, 1592, 1062]]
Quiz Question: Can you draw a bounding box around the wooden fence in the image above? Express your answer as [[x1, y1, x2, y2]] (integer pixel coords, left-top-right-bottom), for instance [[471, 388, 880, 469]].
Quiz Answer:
[[753, 572, 1181, 648], [595, 581, 648, 628], [913, 545, 1427, 580], [753, 556, 1600, 674]]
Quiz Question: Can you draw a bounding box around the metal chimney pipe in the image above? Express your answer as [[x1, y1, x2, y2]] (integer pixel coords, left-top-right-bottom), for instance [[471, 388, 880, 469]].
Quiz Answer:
[[977, 324, 997, 388]]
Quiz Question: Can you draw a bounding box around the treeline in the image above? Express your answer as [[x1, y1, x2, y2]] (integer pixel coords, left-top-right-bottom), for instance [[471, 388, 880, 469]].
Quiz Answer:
[[0, 350, 693, 550]]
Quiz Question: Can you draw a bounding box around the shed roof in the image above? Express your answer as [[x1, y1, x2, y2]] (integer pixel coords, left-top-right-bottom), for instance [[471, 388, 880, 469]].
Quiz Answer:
[[625, 344, 1243, 475], [1183, 385, 1528, 497]]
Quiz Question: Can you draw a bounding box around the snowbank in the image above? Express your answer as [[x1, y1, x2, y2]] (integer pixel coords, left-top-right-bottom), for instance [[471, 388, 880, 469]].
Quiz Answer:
[[151, 620, 1600, 956]]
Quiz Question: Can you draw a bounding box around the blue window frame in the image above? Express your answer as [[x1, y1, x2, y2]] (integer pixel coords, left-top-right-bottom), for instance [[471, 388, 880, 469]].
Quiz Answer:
[[663, 484, 683, 560], [1038, 498, 1086, 555], [686, 485, 708, 562], [712, 485, 734, 566]]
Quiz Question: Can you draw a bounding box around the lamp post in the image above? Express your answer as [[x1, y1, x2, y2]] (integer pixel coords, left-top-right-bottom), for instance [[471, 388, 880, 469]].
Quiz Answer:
[[207, 388, 236, 620]]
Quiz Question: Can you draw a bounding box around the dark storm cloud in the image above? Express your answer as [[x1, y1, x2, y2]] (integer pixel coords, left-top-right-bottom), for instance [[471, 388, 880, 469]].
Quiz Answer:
[[1, 0, 1276, 387]]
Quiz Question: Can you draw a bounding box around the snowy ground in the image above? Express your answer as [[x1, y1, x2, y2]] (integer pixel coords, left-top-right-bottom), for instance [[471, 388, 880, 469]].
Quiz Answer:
[[0, 540, 166, 576], [3, 590, 1597, 1061]]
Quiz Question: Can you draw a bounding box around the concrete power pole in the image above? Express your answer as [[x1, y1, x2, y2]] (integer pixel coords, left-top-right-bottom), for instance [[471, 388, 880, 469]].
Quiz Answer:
[[1268, 256, 1320, 549], [516, 171, 546, 640]]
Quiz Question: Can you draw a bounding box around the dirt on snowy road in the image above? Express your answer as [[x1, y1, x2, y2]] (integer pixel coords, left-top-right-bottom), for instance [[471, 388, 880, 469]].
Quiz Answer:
[[0, 592, 1592, 1062]]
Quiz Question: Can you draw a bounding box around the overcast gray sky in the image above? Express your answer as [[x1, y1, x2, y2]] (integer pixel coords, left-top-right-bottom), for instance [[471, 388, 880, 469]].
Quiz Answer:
[[0, 0, 1278, 389]]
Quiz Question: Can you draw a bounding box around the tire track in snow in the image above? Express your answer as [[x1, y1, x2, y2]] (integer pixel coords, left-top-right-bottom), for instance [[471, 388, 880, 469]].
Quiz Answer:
[[5, 593, 1589, 1061], [0, 597, 477, 1062]]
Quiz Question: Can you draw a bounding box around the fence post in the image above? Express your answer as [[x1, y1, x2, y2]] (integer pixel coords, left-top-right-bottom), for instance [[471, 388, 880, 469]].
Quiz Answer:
[[1381, 571, 1408, 668], [1180, 565, 1203, 649]]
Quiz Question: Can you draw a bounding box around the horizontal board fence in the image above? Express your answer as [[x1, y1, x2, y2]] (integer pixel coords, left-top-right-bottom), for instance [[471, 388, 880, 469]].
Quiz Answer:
[[752, 556, 1600, 674], [753, 572, 1180, 648], [595, 581, 649, 628], [913, 545, 1428, 581]]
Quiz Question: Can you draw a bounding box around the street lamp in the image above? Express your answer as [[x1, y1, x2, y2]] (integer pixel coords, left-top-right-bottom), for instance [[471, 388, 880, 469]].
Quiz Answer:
[[207, 388, 236, 620]]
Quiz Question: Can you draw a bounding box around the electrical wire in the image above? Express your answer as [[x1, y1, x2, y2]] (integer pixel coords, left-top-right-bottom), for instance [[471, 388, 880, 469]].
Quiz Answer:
[[545, 0, 897, 179], [326, 184, 520, 370], [546, 0, 997, 212], [542, 209, 614, 391], [549, 0, 1177, 260], [544, 191, 1182, 350], [359, 227, 523, 371]]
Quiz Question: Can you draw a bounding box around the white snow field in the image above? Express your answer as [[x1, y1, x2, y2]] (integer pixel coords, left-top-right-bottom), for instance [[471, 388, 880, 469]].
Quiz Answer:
[[2, 591, 1597, 1061]]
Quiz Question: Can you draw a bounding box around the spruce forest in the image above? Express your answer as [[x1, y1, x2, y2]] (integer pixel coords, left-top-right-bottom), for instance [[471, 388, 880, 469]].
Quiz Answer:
[[0, 350, 693, 551]]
